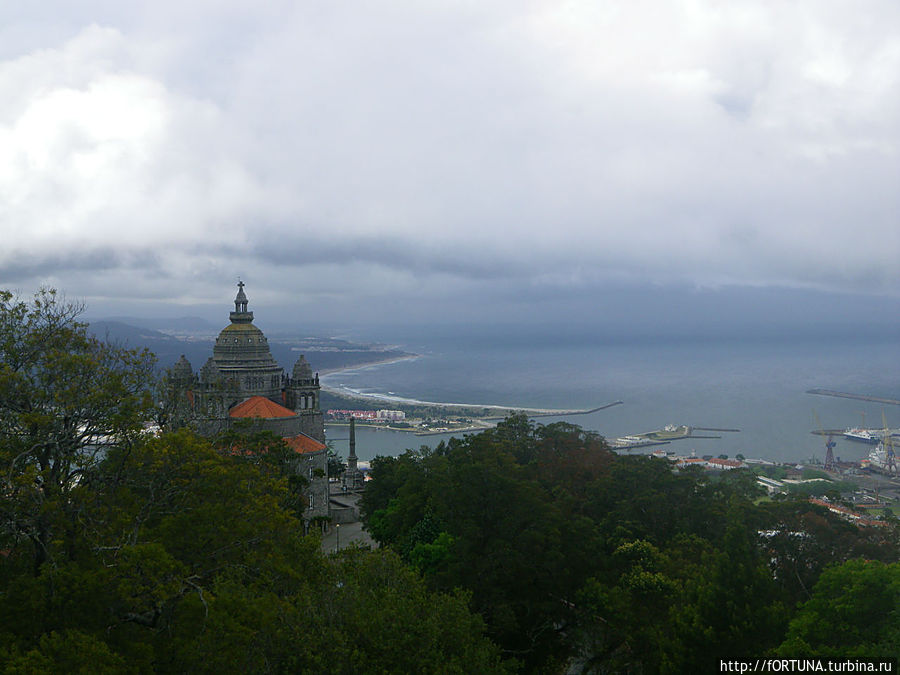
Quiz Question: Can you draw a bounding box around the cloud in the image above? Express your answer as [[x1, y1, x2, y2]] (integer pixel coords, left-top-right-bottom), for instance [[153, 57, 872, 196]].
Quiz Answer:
[[0, 2, 898, 320]]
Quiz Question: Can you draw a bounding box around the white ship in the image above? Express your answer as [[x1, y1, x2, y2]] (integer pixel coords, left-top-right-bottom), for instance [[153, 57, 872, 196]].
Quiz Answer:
[[843, 427, 882, 444], [863, 443, 898, 474]]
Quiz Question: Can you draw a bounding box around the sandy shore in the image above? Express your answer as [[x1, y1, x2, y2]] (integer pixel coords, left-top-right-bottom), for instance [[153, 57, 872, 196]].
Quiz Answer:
[[317, 353, 421, 376], [320, 356, 617, 417]]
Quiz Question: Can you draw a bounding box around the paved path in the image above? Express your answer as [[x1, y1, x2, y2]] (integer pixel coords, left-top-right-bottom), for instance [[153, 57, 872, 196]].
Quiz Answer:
[[320, 489, 377, 553], [321, 519, 376, 553]]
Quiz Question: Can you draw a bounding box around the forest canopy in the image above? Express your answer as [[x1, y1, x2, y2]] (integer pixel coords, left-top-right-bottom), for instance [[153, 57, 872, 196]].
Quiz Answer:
[[360, 417, 900, 672]]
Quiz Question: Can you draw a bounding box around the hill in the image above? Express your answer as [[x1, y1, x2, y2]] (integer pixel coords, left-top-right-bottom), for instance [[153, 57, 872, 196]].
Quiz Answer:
[[86, 319, 413, 375]]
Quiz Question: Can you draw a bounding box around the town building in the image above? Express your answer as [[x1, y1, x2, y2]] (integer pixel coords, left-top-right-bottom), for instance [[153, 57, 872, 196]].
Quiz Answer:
[[168, 282, 329, 528]]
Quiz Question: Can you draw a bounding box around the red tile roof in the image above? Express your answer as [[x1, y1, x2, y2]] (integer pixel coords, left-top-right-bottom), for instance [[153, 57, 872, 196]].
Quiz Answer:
[[809, 498, 888, 527], [284, 434, 327, 455], [229, 396, 297, 419], [707, 457, 743, 468]]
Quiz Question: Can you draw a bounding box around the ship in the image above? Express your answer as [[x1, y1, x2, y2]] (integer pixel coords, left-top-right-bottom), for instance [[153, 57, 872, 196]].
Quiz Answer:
[[863, 442, 898, 474], [843, 427, 882, 444]]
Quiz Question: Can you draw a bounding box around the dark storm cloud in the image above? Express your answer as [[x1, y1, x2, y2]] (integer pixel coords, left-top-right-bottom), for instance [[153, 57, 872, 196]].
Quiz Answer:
[[0, 247, 163, 281], [247, 233, 530, 281]]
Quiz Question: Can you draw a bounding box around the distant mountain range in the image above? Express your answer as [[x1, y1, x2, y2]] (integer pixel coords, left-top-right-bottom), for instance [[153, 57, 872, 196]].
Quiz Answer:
[[101, 316, 220, 333], [86, 319, 412, 375]]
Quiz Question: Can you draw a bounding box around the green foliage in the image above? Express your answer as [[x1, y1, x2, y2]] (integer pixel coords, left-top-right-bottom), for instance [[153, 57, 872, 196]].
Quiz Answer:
[[327, 447, 346, 477], [0, 629, 130, 674], [361, 415, 900, 672], [0, 428, 506, 672], [755, 464, 789, 480], [0, 288, 156, 574], [212, 426, 310, 515], [665, 504, 789, 672], [303, 548, 513, 674], [777, 559, 900, 657]]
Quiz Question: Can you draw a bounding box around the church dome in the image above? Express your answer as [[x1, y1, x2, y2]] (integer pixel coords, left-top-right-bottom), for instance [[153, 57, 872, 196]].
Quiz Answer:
[[212, 282, 279, 368], [214, 322, 275, 364], [202, 282, 284, 402]]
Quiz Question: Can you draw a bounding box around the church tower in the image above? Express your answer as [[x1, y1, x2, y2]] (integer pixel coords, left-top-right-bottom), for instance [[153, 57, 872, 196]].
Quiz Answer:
[[285, 354, 325, 442]]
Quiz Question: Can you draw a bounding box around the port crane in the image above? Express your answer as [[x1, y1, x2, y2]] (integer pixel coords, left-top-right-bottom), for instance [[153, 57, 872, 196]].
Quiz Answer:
[[813, 410, 836, 471], [881, 411, 897, 475]]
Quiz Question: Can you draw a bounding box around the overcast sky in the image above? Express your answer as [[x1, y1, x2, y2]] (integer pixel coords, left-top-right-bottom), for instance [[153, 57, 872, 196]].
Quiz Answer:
[[1, 2, 898, 332]]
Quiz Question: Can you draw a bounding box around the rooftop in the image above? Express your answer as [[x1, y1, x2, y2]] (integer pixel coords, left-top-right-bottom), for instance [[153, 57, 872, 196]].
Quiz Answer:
[[230, 396, 296, 419]]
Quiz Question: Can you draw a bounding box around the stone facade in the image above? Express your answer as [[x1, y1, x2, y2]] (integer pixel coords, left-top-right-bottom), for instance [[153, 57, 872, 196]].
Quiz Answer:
[[169, 282, 328, 526]]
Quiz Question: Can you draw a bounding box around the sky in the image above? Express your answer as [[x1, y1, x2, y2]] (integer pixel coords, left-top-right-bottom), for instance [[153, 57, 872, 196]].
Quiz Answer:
[[1, 1, 898, 334]]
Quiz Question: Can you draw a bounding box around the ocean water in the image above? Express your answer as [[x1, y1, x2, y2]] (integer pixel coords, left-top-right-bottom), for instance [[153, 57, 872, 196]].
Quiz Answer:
[[323, 332, 900, 465]]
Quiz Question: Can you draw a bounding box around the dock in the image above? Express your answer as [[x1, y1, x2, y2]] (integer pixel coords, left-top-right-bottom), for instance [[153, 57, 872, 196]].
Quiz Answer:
[[611, 424, 739, 450]]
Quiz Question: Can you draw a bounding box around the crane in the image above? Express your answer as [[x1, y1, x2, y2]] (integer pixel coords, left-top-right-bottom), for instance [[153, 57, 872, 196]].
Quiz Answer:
[[882, 411, 897, 475], [813, 410, 836, 471]]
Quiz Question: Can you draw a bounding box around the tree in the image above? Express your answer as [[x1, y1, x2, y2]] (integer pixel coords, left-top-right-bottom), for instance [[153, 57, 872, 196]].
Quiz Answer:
[[576, 539, 681, 673], [302, 548, 514, 674], [0, 288, 155, 574], [327, 446, 346, 478], [211, 425, 309, 516], [665, 504, 788, 672], [361, 419, 607, 671], [1, 428, 509, 672], [757, 497, 898, 607], [777, 559, 900, 657]]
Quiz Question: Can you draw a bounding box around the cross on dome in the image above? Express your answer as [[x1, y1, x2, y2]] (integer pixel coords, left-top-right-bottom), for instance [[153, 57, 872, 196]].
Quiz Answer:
[[230, 280, 253, 323]]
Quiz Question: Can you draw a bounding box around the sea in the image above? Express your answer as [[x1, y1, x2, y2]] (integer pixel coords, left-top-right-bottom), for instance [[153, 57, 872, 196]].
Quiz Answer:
[[322, 329, 900, 466]]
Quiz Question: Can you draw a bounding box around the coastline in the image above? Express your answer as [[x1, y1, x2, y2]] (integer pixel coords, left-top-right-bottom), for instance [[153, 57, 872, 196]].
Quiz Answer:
[[319, 355, 619, 418], [327, 419, 498, 436], [317, 352, 422, 376]]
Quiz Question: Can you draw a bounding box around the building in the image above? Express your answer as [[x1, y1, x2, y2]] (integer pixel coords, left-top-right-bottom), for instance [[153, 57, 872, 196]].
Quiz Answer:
[[168, 282, 329, 528]]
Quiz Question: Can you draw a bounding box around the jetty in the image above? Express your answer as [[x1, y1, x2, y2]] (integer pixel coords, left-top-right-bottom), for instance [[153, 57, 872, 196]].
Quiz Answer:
[[807, 389, 900, 406], [611, 424, 740, 450], [482, 401, 623, 421], [521, 401, 623, 420]]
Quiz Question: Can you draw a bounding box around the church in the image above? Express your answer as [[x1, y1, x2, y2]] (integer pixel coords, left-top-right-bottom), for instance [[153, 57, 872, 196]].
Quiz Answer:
[[168, 282, 329, 527]]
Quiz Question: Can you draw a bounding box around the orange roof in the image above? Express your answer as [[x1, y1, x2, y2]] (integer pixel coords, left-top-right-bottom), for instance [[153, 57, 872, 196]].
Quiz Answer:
[[229, 396, 297, 419], [708, 458, 743, 467], [285, 434, 327, 454]]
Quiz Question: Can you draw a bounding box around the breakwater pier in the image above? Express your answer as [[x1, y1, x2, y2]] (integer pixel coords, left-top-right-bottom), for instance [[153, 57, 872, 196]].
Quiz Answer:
[[807, 389, 900, 406], [611, 424, 740, 450]]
